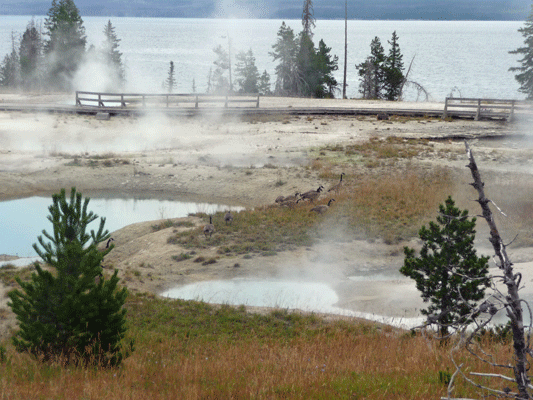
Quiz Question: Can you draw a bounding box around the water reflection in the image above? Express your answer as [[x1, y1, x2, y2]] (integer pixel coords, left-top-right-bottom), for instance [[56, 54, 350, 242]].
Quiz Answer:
[[0, 196, 242, 257]]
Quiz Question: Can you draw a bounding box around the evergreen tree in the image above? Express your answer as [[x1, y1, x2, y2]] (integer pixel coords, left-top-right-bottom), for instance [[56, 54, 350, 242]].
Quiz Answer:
[[301, 0, 316, 38], [43, 0, 87, 91], [356, 36, 386, 99], [295, 31, 317, 96], [383, 31, 405, 101], [510, 3, 533, 99], [270, 21, 298, 96], [258, 70, 272, 95], [19, 18, 43, 91], [8, 188, 129, 366], [165, 61, 176, 93], [0, 33, 20, 88], [400, 196, 490, 336], [211, 44, 230, 94], [313, 39, 339, 98], [297, 0, 317, 97], [235, 49, 260, 93], [101, 20, 124, 89], [356, 57, 375, 99], [271, 17, 338, 98]]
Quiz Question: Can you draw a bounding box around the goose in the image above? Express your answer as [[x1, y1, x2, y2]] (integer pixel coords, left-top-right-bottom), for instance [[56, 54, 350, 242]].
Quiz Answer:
[[203, 216, 215, 238], [276, 192, 300, 205], [99, 237, 114, 253], [300, 185, 324, 203], [327, 173, 345, 194], [224, 211, 234, 224], [280, 198, 302, 208], [275, 195, 286, 204], [310, 199, 335, 214], [284, 192, 300, 202]]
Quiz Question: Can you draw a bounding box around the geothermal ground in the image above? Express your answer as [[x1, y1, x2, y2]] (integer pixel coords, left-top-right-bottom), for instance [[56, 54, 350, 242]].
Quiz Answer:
[[1, 94, 533, 339]]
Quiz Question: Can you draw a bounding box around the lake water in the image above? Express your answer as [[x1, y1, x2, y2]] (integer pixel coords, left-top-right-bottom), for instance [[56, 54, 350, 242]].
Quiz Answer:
[[0, 17, 526, 101], [0, 195, 242, 257]]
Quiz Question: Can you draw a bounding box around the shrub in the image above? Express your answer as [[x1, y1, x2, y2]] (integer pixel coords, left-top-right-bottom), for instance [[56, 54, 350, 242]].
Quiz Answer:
[[8, 188, 130, 367]]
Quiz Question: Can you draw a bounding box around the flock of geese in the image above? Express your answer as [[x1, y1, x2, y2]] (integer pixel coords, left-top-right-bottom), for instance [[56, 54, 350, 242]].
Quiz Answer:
[[202, 173, 345, 238], [275, 172, 344, 211]]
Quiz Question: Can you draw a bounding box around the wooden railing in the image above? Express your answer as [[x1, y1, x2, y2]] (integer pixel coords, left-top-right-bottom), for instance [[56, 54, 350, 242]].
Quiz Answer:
[[443, 97, 523, 121], [75, 91, 260, 109]]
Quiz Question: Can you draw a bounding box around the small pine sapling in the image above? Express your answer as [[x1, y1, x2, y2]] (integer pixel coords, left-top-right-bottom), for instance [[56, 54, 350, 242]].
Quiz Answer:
[[401, 196, 490, 337], [8, 187, 130, 366]]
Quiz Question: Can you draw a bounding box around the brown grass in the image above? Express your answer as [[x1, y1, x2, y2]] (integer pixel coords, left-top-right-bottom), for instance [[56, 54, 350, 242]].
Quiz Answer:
[[314, 166, 454, 243], [0, 296, 516, 399]]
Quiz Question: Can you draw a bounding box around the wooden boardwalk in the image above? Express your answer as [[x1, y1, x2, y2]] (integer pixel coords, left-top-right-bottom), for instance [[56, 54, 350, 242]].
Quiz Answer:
[[0, 92, 529, 121]]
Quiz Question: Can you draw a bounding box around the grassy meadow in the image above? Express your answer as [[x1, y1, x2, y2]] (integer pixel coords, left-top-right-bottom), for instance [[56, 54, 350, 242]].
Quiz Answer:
[[0, 294, 515, 399], [1, 132, 525, 398]]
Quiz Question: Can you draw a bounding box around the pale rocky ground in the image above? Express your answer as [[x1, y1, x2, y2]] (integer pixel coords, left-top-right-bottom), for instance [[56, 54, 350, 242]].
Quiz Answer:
[[0, 93, 532, 338]]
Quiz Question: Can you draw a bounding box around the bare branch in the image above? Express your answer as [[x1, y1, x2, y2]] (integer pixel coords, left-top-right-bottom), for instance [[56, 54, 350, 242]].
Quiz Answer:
[[463, 141, 532, 399], [490, 199, 508, 217]]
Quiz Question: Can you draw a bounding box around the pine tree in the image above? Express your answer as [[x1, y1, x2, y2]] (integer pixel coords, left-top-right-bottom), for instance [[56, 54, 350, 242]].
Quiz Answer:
[[301, 0, 316, 38], [295, 31, 317, 96], [270, 22, 298, 96], [165, 61, 176, 93], [400, 196, 490, 336], [271, 14, 337, 98], [258, 70, 272, 95], [235, 49, 260, 93], [19, 18, 43, 91], [43, 0, 87, 90], [211, 44, 230, 94], [313, 39, 339, 98], [101, 20, 124, 89], [509, 3, 533, 99], [356, 36, 386, 99], [297, 0, 317, 97], [383, 31, 405, 101], [8, 188, 129, 366], [0, 32, 20, 88]]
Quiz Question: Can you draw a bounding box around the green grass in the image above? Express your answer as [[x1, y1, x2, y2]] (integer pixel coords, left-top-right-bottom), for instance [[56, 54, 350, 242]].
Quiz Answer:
[[0, 293, 509, 399], [169, 206, 316, 255]]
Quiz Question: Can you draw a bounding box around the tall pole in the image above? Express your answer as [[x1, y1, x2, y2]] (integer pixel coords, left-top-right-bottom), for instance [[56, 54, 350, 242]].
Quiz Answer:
[[342, 0, 348, 99]]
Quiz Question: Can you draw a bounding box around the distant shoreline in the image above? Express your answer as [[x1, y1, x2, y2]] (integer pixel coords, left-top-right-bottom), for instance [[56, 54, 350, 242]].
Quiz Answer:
[[0, 15, 527, 22]]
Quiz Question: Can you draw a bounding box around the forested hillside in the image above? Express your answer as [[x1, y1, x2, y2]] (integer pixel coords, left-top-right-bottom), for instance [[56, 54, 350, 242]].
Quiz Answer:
[[1, 0, 530, 20]]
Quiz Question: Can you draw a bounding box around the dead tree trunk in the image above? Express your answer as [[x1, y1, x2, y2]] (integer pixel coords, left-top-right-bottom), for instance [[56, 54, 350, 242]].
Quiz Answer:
[[465, 141, 531, 399]]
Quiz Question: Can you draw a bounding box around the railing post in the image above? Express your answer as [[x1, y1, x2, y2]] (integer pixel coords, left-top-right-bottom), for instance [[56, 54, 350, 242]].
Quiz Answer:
[[75, 91, 80, 106], [98, 93, 103, 108], [442, 97, 448, 119], [225, 96, 228, 108], [475, 99, 481, 121], [256, 95, 260, 108], [195, 95, 199, 108], [509, 100, 515, 123], [121, 94, 125, 108], [142, 95, 146, 107]]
